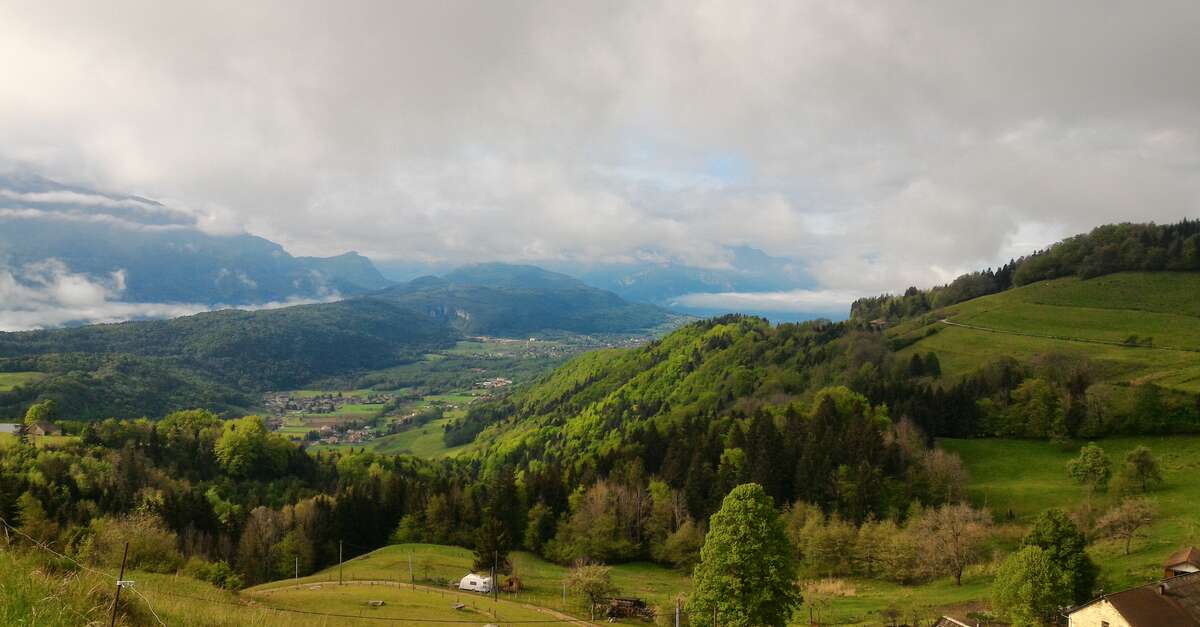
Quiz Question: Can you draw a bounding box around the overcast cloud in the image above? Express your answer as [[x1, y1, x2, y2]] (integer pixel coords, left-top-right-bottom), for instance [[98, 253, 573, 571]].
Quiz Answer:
[[0, 259, 337, 331], [1, 1, 1198, 312]]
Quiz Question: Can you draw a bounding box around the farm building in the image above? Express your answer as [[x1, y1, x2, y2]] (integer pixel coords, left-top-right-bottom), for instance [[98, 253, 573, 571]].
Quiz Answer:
[[458, 573, 493, 593], [28, 421, 60, 437], [0, 423, 21, 434], [1165, 546, 1200, 578], [1066, 570, 1200, 626]]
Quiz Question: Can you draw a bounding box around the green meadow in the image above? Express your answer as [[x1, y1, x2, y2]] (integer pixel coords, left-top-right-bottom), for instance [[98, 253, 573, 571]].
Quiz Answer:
[[251, 543, 691, 624], [893, 273, 1200, 393], [0, 371, 44, 392]]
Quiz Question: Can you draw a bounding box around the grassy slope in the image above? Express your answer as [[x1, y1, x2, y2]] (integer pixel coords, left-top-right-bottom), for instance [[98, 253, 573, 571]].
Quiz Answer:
[[0, 546, 579, 627], [942, 436, 1200, 590], [371, 419, 472, 457], [251, 543, 691, 623], [892, 273, 1200, 392]]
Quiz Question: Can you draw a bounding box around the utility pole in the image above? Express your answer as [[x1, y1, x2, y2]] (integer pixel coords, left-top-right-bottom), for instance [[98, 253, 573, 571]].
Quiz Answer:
[[294, 556, 299, 581], [491, 550, 498, 602], [339, 541, 344, 585], [561, 580, 566, 611], [675, 599, 680, 627], [409, 552, 414, 590], [109, 542, 129, 627]]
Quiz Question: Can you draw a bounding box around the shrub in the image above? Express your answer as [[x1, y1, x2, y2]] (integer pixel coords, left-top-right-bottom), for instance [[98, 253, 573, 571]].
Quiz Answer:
[[184, 557, 245, 590], [83, 514, 182, 573]]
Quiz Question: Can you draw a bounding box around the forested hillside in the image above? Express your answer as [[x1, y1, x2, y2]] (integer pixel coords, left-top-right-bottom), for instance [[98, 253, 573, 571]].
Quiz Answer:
[[0, 299, 456, 419]]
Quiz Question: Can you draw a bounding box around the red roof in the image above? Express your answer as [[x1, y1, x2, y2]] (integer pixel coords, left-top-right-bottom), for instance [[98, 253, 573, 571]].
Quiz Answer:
[[1167, 547, 1200, 568], [1072, 572, 1200, 627]]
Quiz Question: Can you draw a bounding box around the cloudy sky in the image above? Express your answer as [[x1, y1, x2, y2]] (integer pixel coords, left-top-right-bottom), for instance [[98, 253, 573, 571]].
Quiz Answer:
[[2, 0, 1199, 313]]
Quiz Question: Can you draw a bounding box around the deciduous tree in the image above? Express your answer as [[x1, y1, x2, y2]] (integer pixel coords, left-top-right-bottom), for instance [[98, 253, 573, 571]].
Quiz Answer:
[[564, 561, 618, 620], [992, 546, 1073, 627], [1114, 446, 1163, 494], [1021, 509, 1096, 604], [911, 503, 991, 586], [688, 483, 801, 627], [1097, 497, 1157, 555], [1067, 443, 1112, 499]]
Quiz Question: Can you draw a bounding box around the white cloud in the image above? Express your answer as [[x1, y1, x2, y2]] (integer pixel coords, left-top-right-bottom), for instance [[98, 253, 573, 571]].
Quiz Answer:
[[671, 288, 866, 316], [0, 260, 337, 331], [0, 207, 191, 232], [0, 1, 1197, 299]]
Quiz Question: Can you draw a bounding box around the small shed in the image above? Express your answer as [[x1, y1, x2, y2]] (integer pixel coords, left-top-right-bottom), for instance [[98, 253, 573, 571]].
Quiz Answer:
[[1165, 546, 1200, 578], [458, 573, 493, 593]]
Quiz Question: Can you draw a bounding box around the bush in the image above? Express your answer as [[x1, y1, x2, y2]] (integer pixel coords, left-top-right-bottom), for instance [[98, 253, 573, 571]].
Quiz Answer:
[[83, 515, 182, 574], [184, 557, 245, 590]]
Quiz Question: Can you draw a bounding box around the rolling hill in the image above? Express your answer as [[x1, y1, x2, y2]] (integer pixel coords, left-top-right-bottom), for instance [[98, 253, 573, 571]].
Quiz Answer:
[[0, 299, 456, 419], [369, 263, 676, 337], [886, 272, 1200, 394]]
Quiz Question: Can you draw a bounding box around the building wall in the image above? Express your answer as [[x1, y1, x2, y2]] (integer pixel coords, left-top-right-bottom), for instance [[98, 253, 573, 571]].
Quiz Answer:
[[1069, 600, 1131, 627]]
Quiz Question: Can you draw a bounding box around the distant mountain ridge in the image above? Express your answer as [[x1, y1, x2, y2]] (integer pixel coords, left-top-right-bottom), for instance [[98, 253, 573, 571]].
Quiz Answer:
[[369, 263, 675, 336], [0, 173, 391, 307]]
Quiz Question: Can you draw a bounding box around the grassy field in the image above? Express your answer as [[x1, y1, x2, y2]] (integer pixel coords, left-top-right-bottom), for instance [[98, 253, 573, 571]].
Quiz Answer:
[[0, 371, 43, 392], [0, 545, 591, 626], [251, 543, 691, 624], [366, 415, 478, 457], [942, 435, 1200, 590], [892, 273, 1200, 392]]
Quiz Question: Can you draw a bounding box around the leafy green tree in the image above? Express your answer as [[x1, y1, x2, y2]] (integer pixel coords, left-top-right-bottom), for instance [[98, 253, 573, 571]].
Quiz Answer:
[[1114, 446, 1164, 494], [1067, 443, 1112, 499], [992, 546, 1073, 627], [1021, 509, 1096, 603], [688, 483, 801, 627], [657, 520, 705, 572], [215, 416, 287, 478], [523, 502, 556, 555], [16, 492, 58, 544], [23, 400, 56, 427]]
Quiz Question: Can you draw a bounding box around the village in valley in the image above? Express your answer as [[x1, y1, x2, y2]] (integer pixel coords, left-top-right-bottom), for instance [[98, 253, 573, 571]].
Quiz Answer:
[[258, 336, 588, 450]]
